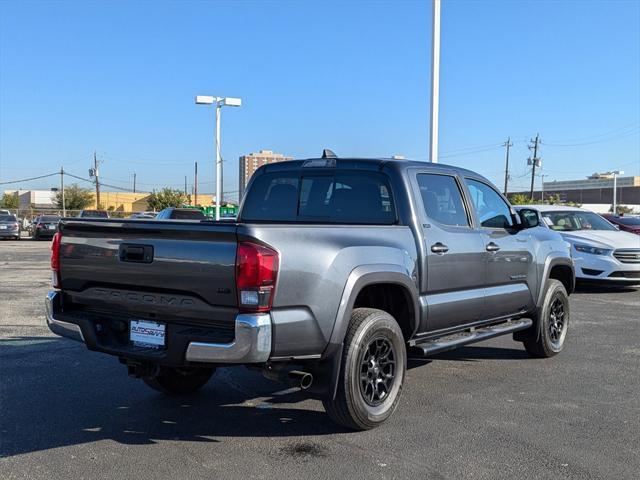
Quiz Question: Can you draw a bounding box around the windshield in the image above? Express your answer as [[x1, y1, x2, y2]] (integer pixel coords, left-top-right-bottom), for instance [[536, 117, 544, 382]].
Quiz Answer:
[[541, 211, 617, 231], [0, 215, 17, 222], [171, 209, 206, 220]]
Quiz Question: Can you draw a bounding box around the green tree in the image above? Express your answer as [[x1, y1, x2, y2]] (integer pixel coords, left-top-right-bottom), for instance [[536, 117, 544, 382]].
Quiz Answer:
[[507, 193, 532, 205], [611, 205, 634, 215], [147, 188, 190, 211], [0, 192, 19, 209], [55, 184, 94, 210]]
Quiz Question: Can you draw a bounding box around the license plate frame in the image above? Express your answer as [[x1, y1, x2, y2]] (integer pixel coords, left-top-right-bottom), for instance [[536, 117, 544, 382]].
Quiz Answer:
[[130, 320, 166, 349]]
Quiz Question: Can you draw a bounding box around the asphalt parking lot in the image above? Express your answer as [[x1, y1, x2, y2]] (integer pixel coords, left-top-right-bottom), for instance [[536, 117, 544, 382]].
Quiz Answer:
[[1, 240, 639, 480]]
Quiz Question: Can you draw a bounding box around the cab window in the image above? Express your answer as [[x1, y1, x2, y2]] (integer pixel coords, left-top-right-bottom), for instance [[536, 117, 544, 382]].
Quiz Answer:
[[465, 179, 514, 228], [417, 174, 469, 227]]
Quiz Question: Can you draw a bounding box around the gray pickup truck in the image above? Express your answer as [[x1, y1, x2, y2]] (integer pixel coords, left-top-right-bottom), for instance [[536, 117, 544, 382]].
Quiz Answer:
[[46, 155, 574, 430]]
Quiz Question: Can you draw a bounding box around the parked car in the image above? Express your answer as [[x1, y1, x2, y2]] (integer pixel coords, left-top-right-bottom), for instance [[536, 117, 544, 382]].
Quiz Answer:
[[0, 214, 20, 240], [155, 207, 206, 220], [129, 212, 157, 219], [46, 156, 574, 430], [30, 215, 61, 240], [601, 214, 640, 235], [517, 205, 640, 285], [77, 210, 109, 218]]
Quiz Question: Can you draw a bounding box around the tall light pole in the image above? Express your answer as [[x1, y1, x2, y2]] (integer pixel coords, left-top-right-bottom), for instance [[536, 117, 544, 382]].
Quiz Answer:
[[429, 0, 441, 163], [195, 95, 242, 221], [611, 170, 624, 215]]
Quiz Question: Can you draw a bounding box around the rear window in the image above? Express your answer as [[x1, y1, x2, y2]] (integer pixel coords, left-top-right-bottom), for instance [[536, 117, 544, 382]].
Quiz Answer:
[[613, 216, 640, 226], [241, 171, 395, 224], [80, 210, 108, 218], [40, 216, 61, 222], [0, 215, 17, 222], [171, 209, 206, 220]]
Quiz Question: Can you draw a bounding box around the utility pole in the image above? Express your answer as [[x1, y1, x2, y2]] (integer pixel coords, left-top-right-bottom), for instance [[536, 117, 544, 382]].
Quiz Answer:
[[528, 134, 541, 201], [184, 176, 187, 195], [429, 0, 441, 163], [60, 166, 66, 217], [194, 161, 198, 206], [133, 172, 136, 193], [503, 137, 513, 195], [93, 151, 101, 208]]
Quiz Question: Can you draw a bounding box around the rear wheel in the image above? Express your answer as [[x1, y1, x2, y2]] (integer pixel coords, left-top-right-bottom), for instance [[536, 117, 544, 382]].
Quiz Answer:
[[521, 279, 570, 358], [323, 308, 406, 430], [143, 366, 215, 395]]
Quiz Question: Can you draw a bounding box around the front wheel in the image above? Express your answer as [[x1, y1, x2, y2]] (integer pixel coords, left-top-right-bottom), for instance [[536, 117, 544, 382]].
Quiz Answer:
[[521, 279, 570, 358], [323, 308, 406, 430], [143, 366, 215, 395]]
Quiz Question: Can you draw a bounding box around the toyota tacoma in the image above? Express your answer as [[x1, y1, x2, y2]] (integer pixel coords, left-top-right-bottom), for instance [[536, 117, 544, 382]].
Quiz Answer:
[[45, 154, 574, 430]]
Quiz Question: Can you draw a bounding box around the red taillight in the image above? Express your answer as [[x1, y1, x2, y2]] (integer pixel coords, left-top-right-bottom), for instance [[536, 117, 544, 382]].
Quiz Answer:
[[236, 242, 278, 312], [51, 232, 61, 288]]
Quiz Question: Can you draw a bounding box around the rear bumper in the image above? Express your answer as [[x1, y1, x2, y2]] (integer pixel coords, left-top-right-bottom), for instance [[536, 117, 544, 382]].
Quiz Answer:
[[45, 292, 85, 342], [45, 291, 272, 364]]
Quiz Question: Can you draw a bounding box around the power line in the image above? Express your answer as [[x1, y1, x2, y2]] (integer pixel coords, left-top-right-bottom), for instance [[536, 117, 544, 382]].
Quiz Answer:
[[543, 122, 639, 144], [0, 172, 59, 185], [542, 125, 639, 147]]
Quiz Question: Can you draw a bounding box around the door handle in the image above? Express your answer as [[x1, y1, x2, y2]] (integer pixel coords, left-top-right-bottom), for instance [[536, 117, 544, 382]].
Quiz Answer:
[[486, 242, 500, 252], [431, 242, 449, 254]]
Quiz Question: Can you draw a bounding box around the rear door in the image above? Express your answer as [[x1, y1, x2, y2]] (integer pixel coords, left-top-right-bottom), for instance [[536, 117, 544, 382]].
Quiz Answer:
[[412, 171, 486, 332], [463, 178, 536, 319]]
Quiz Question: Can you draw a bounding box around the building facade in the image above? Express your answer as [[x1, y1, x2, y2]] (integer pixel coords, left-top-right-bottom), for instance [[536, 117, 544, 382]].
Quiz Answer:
[[515, 175, 640, 213], [238, 150, 294, 199], [4, 189, 216, 213]]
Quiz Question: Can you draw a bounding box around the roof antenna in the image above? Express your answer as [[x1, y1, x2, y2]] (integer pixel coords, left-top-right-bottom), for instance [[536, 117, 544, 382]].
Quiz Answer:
[[322, 149, 337, 159]]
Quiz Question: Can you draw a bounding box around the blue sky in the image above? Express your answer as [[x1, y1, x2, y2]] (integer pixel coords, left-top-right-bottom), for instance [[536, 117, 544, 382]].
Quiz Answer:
[[1, 0, 639, 200]]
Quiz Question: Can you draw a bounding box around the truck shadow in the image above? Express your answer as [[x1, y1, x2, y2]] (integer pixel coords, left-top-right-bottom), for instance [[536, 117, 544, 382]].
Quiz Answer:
[[0, 337, 347, 459]]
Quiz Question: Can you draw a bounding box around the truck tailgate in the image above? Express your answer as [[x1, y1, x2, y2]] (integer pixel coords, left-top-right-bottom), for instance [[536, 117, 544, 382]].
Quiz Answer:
[[58, 219, 239, 327]]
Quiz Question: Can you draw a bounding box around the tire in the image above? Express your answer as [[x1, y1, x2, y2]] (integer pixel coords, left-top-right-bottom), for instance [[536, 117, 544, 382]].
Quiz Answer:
[[323, 308, 406, 430], [143, 366, 215, 395], [521, 279, 570, 358]]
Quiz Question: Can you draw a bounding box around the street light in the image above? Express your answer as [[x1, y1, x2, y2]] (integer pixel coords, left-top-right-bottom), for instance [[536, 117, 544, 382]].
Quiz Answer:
[[195, 95, 242, 220], [610, 170, 624, 215]]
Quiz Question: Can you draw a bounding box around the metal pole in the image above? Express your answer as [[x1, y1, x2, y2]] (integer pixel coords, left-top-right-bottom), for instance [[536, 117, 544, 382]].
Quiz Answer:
[[94, 151, 101, 208], [215, 102, 222, 220], [429, 0, 441, 163], [613, 173, 617, 215], [503, 137, 512, 195], [194, 162, 198, 206], [133, 172, 136, 193], [529, 134, 540, 201], [60, 167, 66, 217]]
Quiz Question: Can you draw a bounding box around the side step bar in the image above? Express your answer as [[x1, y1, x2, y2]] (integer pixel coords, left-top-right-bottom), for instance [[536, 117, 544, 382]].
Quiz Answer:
[[410, 318, 533, 357]]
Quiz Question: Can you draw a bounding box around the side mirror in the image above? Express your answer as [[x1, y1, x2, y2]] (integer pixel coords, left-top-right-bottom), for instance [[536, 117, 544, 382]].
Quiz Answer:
[[517, 209, 540, 229]]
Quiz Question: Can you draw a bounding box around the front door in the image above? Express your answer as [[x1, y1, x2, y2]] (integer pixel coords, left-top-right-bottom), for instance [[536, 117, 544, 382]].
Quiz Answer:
[[413, 172, 487, 332], [464, 178, 536, 319]]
